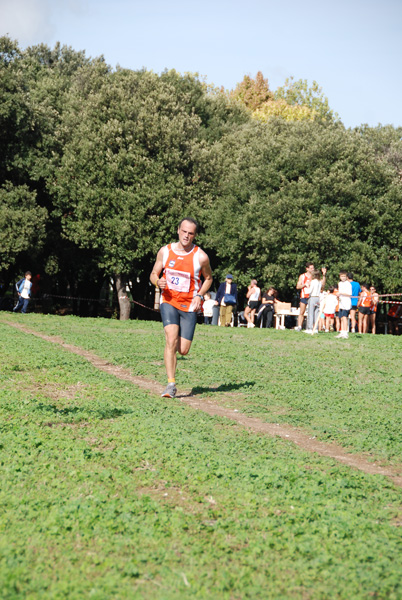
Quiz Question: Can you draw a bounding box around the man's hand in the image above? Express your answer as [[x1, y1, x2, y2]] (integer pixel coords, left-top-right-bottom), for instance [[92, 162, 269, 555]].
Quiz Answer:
[[157, 277, 167, 290]]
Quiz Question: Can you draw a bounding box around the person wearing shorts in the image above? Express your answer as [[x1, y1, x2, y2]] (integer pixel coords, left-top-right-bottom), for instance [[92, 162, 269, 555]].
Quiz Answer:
[[336, 270, 352, 339], [150, 218, 213, 398], [244, 279, 261, 328], [357, 283, 371, 334], [323, 286, 338, 332], [295, 262, 315, 331], [347, 273, 361, 333]]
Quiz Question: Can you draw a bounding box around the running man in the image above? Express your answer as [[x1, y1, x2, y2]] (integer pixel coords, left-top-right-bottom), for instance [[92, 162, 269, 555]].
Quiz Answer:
[[150, 218, 213, 398]]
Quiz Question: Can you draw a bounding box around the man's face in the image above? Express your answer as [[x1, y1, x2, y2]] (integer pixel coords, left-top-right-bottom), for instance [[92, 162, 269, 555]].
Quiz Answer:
[[339, 273, 347, 282], [178, 221, 197, 247], [307, 264, 315, 273], [226, 278, 233, 283]]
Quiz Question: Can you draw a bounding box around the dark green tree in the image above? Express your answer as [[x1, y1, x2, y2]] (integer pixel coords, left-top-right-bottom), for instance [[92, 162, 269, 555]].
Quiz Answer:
[[205, 118, 402, 297], [52, 67, 228, 318]]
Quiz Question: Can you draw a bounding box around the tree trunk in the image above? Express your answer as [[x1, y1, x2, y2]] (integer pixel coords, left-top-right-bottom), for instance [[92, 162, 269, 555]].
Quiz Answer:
[[114, 273, 131, 320]]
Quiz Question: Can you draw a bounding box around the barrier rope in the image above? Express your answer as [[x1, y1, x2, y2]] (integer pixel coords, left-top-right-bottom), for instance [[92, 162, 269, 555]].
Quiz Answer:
[[42, 293, 107, 303], [19, 291, 402, 312], [40, 293, 160, 313]]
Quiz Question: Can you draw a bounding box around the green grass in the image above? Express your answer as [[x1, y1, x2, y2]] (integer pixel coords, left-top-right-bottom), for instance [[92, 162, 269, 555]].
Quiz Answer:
[[0, 313, 402, 599], [6, 312, 402, 462]]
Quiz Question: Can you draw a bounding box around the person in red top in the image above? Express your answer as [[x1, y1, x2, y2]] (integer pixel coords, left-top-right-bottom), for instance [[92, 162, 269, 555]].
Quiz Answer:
[[357, 283, 371, 334], [295, 262, 315, 331], [150, 218, 213, 398]]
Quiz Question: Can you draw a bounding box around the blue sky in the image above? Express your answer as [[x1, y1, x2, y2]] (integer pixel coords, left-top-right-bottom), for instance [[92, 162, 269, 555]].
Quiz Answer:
[[1, 0, 401, 129]]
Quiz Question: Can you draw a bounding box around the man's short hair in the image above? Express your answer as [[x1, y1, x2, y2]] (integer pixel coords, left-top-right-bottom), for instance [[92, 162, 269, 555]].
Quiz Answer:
[[339, 270, 348, 276], [25, 271, 32, 277], [347, 272, 354, 279], [305, 262, 314, 269], [178, 217, 199, 233]]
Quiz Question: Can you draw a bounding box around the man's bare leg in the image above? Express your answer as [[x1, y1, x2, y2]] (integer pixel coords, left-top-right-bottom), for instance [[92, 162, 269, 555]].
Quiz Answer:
[[164, 324, 193, 379], [350, 309, 357, 332], [163, 324, 180, 380], [298, 303, 306, 328]]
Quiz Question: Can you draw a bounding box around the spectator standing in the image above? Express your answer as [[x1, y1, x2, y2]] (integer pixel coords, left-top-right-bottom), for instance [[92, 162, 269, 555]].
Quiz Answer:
[[202, 292, 216, 325], [357, 283, 371, 334], [215, 275, 238, 327], [322, 286, 338, 332], [305, 268, 326, 333], [347, 273, 361, 333], [335, 270, 352, 339], [369, 286, 379, 334], [244, 279, 261, 328], [256, 287, 278, 328], [295, 262, 315, 331]]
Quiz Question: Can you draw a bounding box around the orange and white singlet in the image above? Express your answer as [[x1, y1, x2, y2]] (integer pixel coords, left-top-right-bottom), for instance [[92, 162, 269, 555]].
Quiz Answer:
[[160, 243, 202, 312], [360, 291, 372, 308], [300, 273, 311, 299]]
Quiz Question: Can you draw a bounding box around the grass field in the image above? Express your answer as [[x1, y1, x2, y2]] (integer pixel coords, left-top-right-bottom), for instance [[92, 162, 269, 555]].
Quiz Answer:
[[1, 313, 401, 599]]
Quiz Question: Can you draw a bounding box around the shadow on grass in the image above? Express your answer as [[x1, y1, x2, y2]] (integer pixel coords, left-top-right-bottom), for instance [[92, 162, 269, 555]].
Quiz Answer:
[[34, 403, 134, 420], [188, 381, 256, 396]]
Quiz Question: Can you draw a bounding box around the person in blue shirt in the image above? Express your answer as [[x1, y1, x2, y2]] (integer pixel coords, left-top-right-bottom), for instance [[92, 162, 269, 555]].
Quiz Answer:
[[347, 272, 361, 333]]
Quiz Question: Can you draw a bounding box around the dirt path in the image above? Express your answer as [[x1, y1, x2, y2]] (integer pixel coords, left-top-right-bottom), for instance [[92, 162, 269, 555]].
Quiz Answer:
[[6, 321, 402, 488]]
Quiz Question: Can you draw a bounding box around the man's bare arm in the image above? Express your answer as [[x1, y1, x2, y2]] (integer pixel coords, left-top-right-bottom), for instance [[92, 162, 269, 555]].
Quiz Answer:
[[150, 248, 167, 289], [296, 275, 306, 290], [198, 251, 213, 297]]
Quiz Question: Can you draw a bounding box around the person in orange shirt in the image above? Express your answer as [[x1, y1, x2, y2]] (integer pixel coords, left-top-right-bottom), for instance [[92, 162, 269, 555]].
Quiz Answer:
[[387, 302, 402, 335], [295, 262, 315, 331], [357, 283, 371, 334], [150, 218, 213, 398]]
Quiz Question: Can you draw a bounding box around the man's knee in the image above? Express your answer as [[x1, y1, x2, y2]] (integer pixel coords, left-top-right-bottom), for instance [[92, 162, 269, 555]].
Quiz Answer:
[[165, 331, 180, 352], [178, 339, 192, 356]]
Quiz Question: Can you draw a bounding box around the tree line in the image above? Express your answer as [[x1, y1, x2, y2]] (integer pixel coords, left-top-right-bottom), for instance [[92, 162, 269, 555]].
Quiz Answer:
[[1, 36, 402, 318]]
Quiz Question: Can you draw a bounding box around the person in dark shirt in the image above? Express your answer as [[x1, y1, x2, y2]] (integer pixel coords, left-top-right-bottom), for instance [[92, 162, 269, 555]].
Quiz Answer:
[[256, 287, 278, 328]]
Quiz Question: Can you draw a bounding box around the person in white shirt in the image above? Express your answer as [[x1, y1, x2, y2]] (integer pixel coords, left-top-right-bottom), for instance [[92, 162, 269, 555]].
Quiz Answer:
[[244, 279, 261, 328], [305, 268, 326, 332], [336, 270, 352, 339], [202, 292, 216, 325], [13, 271, 32, 314], [322, 286, 338, 332]]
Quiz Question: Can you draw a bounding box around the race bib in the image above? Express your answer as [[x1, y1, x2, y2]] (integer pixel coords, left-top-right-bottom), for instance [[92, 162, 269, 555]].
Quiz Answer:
[[165, 268, 191, 293]]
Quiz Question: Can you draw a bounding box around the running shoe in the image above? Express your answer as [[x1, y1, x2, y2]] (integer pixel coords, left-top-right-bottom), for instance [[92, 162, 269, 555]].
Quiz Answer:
[[161, 383, 177, 398]]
